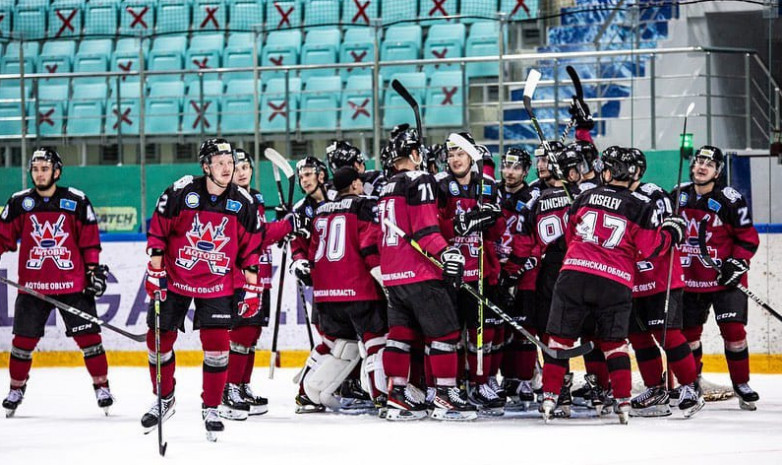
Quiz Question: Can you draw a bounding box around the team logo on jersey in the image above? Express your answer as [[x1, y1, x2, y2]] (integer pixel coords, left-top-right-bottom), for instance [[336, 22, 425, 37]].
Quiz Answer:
[[26, 214, 73, 270], [254, 193, 264, 204], [707, 198, 721, 213], [677, 214, 720, 268], [679, 192, 688, 207], [59, 199, 77, 212], [449, 181, 459, 196], [185, 192, 200, 208], [482, 184, 492, 196], [175, 214, 231, 275], [22, 197, 35, 211], [305, 206, 314, 218], [515, 200, 526, 212], [226, 199, 242, 213]]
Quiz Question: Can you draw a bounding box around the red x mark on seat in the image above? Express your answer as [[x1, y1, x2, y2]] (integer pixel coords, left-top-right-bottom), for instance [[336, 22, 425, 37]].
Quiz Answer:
[[510, 0, 530, 17], [431, 48, 448, 69], [118, 61, 133, 81], [347, 50, 367, 73], [55, 9, 77, 38], [200, 6, 219, 29], [348, 98, 370, 120], [351, 0, 370, 24], [428, 0, 448, 17], [192, 58, 210, 69], [441, 87, 457, 105], [127, 6, 149, 29], [267, 101, 287, 121], [45, 64, 59, 74], [190, 101, 212, 129], [269, 56, 284, 67], [112, 108, 133, 129], [38, 108, 55, 126], [274, 3, 294, 28]]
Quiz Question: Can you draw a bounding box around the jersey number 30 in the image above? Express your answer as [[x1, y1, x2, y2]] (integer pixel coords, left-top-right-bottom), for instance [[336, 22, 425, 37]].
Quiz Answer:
[[314, 215, 347, 262]]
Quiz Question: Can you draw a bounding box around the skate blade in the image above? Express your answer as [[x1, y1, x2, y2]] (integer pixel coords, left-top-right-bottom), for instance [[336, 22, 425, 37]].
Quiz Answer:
[[430, 408, 477, 421], [385, 408, 427, 421], [142, 408, 176, 435], [248, 405, 269, 416], [5, 408, 16, 418], [739, 399, 757, 411], [295, 404, 326, 414], [477, 407, 505, 417], [218, 405, 249, 421], [206, 431, 219, 442], [103, 407, 111, 416], [619, 412, 630, 425], [682, 399, 706, 418], [629, 405, 672, 418]]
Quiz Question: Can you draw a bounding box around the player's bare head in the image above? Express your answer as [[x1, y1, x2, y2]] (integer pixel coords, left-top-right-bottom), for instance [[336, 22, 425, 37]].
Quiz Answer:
[[383, 124, 422, 171], [30, 147, 63, 191], [501, 147, 531, 188], [333, 166, 361, 196], [199, 138, 235, 188], [600, 146, 637, 186], [232, 148, 253, 189], [690, 145, 724, 186], [296, 156, 328, 195]]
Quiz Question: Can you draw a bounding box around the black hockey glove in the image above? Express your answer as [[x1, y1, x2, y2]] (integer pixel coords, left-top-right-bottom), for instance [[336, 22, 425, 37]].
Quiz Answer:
[[498, 257, 537, 291], [569, 96, 594, 131], [498, 269, 521, 291], [283, 212, 311, 243], [454, 204, 501, 236], [718, 257, 749, 287], [290, 259, 313, 286], [661, 216, 687, 245], [441, 246, 465, 289], [84, 264, 109, 297], [274, 204, 291, 221]]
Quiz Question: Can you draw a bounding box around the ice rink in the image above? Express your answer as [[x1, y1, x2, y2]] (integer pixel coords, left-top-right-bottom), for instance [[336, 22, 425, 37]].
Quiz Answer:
[[1, 367, 780, 465]]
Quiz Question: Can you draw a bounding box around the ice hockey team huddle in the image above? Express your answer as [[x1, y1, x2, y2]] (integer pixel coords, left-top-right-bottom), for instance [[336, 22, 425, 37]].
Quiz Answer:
[[1, 104, 760, 440]]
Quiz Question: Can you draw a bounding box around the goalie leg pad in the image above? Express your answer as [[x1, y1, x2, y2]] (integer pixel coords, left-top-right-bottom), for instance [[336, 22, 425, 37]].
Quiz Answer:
[[303, 339, 361, 410], [360, 334, 388, 397]]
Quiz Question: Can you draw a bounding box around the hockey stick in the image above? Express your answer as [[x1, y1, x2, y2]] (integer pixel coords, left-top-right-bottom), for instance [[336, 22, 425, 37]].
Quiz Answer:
[[382, 219, 594, 359], [296, 279, 315, 349], [697, 220, 782, 323], [264, 147, 296, 210], [560, 65, 584, 143], [0, 276, 146, 342], [153, 292, 167, 457], [392, 79, 425, 149]]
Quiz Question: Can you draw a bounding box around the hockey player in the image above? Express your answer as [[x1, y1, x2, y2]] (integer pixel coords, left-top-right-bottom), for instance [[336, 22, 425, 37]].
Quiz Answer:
[[221, 149, 293, 419], [627, 148, 704, 418], [435, 133, 505, 415], [495, 148, 541, 409], [540, 147, 687, 424], [325, 140, 386, 198], [378, 124, 476, 421], [674, 146, 760, 410], [297, 167, 388, 413], [1, 148, 113, 417], [141, 139, 271, 441], [571, 140, 602, 192]]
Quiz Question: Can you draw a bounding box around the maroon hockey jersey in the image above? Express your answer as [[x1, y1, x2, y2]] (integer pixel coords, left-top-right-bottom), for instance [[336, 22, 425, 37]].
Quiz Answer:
[[673, 182, 759, 293], [435, 172, 505, 285], [308, 195, 381, 302], [378, 170, 449, 286], [511, 184, 580, 263], [499, 182, 541, 291], [562, 185, 675, 288], [148, 175, 261, 298], [0, 186, 101, 294]]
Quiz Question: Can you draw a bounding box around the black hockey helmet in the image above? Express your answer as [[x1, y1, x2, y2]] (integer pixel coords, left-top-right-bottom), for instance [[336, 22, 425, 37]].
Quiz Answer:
[[426, 143, 448, 172], [568, 140, 599, 171], [326, 139, 365, 173], [234, 148, 253, 169], [296, 155, 329, 181], [502, 147, 532, 172], [691, 145, 724, 175], [29, 147, 63, 174], [475, 144, 494, 167], [601, 146, 638, 182], [629, 147, 646, 180], [199, 138, 234, 165], [381, 123, 421, 170], [548, 144, 587, 181], [533, 140, 565, 160]]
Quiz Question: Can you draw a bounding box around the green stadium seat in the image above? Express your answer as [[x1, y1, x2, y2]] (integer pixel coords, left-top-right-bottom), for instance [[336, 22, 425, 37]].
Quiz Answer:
[[68, 83, 108, 136], [157, 0, 191, 34], [148, 36, 187, 82], [183, 81, 222, 134], [423, 23, 465, 74], [186, 33, 224, 83], [418, 0, 457, 24], [116, 37, 150, 55], [381, 0, 415, 25], [75, 40, 112, 83], [36, 83, 70, 136], [0, 102, 34, 137], [221, 79, 259, 134], [84, 0, 118, 36], [424, 70, 463, 127], [120, 0, 156, 35], [459, 0, 498, 23], [13, 2, 47, 40], [227, 0, 263, 31], [0, 3, 12, 38], [194, 0, 226, 31], [261, 76, 301, 132], [383, 72, 425, 128], [342, 0, 376, 27], [266, 0, 301, 29], [111, 51, 144, 83], [300, 75, 341, 131], [304, 0, 338, 27], [340, 74, 374, 131], [48, 0, 83, 39]]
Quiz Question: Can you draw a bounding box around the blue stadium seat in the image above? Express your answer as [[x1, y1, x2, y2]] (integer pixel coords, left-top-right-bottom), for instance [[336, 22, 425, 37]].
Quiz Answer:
[[47, 0, 83, 39], [383, 72, 425, 128], [304, 0, 339, 27], [380, 24, 422, 77], [423, 23, 465, 74], [221, 79, 260, 134], [381, 0, 415, 25], [185, 33, 224, 83], [157, 0, 191, 34], [261, 30, 301, 83], [0, 102, 34, 137], [418, 0, 457, 24], [424, 70, 463, 127], [466, 21, 500, 78], [36, 83, 70, 136], [78, 38, 113, 56], [0, 56, 36, 88], [261, 76, 301, 132], [300, 75, 341, 131], [500, 0, 538, 20], [75, 40, 111, 83], [339, 28, 374, 81], [120, 0, 156, 35], [13, 2, 47, 40], [307, 28, 341, 49], [116, 37, 150, 55], [0, 2, 12, 38], [108, 100, 140, 135], [341, 0, 376, 27], [68, 83, 107, 136], [193, 0, 227, 31], [223, 45, 256, 81], [145, 81, 183, 134], [300, 29, 340, 80], [84, 0, 118, 36], [340, 74, 374, 131], [228, 0, 263, 31], [36, 40, 76, 83], [266, 0, 301, 30], [109, 80, 146, 100], [183, 81, 222, 133], [111, 51, 144, 83], [460, 0, 498, 23], [148, 36, 187, 82]]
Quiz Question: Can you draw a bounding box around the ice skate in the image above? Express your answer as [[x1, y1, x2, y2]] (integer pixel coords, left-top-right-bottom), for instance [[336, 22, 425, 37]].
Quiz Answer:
[[3, 386, 25, 418], [487, 376, 507, 401], [295, 393, 325, 414], [338, 378, 376, 413], [239, 383, 268, 416], [431, 386, 478, 421], [94, 385, 114, 416], [219, 383, 250, 421], [630, 385, 671, 417], [504, 379, 535, 411], [571, 374, 594, 407], [556, 372, 574, 417], [202, 405, 224, 442], [467, 382, 505, 417], [615, 398, 631, 425], [678, 383, 705, 418], [386, 385, 428, 421], [140, 393, 175, 434], [733, 383, 759, 411], [539, 392, 558, 423]]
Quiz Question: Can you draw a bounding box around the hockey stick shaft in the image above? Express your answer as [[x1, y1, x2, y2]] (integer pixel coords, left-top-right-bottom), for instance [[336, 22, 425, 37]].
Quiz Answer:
[[392, 79, 424, 148], [0, 276, 146, 342], [269, 244, 289, 379], [697, 220, 782, 323], [523, 95, 574, 203], [560, 66, 583, 143], [382, 219, 593, 359], [153, 293, 167, 457], [296, 279, 315, 349]]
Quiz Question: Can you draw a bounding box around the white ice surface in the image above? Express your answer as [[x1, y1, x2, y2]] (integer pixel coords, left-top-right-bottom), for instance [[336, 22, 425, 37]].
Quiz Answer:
[[1, 368, 780, 465]]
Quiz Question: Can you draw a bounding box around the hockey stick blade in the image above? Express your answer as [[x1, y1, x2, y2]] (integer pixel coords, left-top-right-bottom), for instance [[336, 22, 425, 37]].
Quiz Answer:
[[697, 220, 782, 322], [685, 102, 695, 118], [264, 148, 295, 179], [566, 65, 583, 100], [0, 276, 146, 342], [382, 219, 593, 359], [523, 69, 542, 99], [447, 132, 482, 162]]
